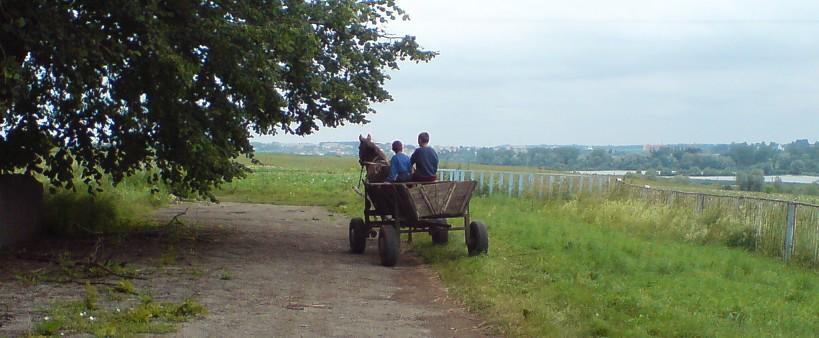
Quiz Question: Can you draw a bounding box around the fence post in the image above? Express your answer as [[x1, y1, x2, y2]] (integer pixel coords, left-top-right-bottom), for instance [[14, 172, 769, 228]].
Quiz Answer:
[[547, 175, 554, 198], [558, 176, 564, 198], [507, 173, 514, 196], [784, 202, 797, 262], [479, 172, 485, 191], [489, 173, 494, 194], [518, 173, 524, 197], [529, 174, 535, 196], [696, 194, 705, 214], [577, 176, 584, 196], [568, 177, 574, 197]]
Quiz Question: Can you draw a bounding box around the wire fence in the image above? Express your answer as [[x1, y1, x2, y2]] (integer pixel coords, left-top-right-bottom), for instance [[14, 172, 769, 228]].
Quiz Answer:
[[438, 168, 819, 267]]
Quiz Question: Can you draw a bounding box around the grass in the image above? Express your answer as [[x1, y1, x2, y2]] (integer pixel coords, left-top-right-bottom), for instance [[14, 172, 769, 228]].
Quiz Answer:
[[218, 154, 362, 213], [42, 171, 172, 236], [33, 291, 205, 337], [415, 196, 819, 336], [219, 154, 819, 337]]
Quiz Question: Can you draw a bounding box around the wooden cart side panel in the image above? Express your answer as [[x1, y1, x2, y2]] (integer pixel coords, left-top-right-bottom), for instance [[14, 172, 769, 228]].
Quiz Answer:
[[408, 184, 441, 218], [407, 181, 477, 218], [395, 185, 419, 220], [447, 181, 476, 215], [367, 181, 477, 219]]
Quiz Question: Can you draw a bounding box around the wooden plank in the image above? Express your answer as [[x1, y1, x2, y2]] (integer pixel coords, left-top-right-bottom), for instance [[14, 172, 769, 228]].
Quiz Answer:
[[418, 185, 439, 215], [442, 183, 457, 215]]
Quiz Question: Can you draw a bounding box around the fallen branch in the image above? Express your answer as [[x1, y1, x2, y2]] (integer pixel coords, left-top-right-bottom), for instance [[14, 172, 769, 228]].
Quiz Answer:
[[167, 207, 190, 227]]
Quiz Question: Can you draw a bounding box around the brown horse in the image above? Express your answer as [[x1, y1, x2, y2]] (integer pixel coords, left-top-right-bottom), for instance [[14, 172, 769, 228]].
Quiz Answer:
[[358, 134, 390, 182]]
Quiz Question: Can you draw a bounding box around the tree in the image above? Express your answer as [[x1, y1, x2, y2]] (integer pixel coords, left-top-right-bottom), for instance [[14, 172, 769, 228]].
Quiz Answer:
[[554, 147, 580, 167], [583, 148, 612, 169], [1, 0, 434, 197]]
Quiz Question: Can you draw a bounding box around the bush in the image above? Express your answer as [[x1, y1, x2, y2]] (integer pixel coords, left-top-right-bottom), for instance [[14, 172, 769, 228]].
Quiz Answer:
[[43, 174, 170, 236], [736, 170, 764, 192]]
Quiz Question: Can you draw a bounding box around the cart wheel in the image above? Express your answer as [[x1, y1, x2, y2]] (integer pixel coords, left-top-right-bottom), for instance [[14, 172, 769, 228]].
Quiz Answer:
[[467, 221, 489, 256], [349, 218, 368, 254], [430, 220, 449, 245], [378, 224, 400, 266]]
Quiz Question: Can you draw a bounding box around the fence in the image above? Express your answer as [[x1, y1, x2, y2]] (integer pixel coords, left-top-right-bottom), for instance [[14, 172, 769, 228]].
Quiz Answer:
[[438, 168, 819, 267], [616, 182, 819, 266], [437, 169, 617, 198]]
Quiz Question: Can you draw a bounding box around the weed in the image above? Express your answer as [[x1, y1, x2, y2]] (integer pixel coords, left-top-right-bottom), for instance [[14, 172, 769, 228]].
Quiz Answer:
[[113, 280, 136, 294], [159, 248, 177, 266], [34, 297, 205, 337], [220, 271, 233, 280], [83, 283, 98, 310]]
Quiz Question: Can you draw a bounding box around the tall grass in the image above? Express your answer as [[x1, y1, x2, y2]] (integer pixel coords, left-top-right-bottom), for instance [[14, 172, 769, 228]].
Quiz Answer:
[[43, 172, 170, 236]]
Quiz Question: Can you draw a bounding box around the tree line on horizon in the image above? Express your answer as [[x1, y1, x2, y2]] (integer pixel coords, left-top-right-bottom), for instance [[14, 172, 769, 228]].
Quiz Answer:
[[438, 139, 819, 177]]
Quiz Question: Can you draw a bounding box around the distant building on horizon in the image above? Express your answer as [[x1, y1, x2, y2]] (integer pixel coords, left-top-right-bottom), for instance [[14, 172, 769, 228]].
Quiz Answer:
[[643, 144, 663, 152]]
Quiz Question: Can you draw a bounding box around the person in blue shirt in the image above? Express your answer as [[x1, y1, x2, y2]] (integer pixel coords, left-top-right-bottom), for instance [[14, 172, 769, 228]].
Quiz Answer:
[[410, 132, 438, 182], [387, 140, 412, 182]]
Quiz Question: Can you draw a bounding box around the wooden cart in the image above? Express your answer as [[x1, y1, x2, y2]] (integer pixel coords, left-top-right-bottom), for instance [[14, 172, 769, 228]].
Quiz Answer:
[[348, 180, 489, 266]]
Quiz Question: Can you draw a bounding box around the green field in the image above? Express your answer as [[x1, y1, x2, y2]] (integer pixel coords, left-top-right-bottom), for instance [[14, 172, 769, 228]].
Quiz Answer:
[[215, 154, 819, 337]]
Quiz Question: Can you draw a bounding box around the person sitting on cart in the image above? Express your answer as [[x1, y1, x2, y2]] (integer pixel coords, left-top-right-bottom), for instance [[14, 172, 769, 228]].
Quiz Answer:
[[387, 140, 412, 182], [410, 132, 439, 182]]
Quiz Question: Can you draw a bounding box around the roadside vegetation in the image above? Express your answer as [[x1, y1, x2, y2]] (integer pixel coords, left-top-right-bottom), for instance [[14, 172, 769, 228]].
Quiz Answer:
[[5, 173, 204, 337], [415, 196, 819, 336], [43, 171, 172, 236], [33, 284, 205, 337]]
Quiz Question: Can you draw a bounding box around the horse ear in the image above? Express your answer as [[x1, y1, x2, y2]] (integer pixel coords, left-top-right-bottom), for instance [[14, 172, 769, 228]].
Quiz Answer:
[[366, 134, 372, 141], [359, 135, 365, 142]]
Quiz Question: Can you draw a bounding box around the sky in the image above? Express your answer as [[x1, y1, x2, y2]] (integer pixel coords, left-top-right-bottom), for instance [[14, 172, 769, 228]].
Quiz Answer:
[[258, 0, 819, 147]]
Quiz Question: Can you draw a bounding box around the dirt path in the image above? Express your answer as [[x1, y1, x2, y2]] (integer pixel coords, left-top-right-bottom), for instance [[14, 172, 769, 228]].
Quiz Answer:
[[1, 202, 493, 337], [157, 202, 491, 337]]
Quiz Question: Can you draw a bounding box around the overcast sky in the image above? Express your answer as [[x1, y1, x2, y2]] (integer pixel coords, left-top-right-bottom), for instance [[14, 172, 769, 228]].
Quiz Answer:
[[258, 0, 819, 147]]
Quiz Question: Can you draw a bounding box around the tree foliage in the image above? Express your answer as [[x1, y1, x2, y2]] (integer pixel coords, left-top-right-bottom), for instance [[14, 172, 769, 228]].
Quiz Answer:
[[439, 140, 819, 176], [0, 0, 434, 196]]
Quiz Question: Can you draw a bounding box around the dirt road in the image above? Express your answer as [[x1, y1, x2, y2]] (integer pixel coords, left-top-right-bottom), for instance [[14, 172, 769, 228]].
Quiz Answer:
[[0, 202, 492, 337], [156, 202, 491, 337]]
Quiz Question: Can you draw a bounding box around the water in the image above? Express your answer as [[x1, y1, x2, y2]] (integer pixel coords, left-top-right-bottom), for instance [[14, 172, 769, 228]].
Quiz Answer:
[[575, 170, 819, 184]]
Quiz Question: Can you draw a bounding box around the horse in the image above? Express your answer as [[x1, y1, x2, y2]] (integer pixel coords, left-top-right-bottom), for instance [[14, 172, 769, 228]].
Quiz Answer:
[[358, 134, 390, 183]]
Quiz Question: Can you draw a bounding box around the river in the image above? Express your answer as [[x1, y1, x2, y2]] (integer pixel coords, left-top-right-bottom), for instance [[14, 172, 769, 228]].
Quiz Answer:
[[574, 170, 819, 184]]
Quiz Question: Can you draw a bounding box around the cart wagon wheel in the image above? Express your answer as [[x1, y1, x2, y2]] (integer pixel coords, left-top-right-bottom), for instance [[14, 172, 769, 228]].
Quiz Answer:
[[467, 221, 489, 256], [429, 219, 449, 245], [378, 224, 400, 266], [349, 218, 368, 254]]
